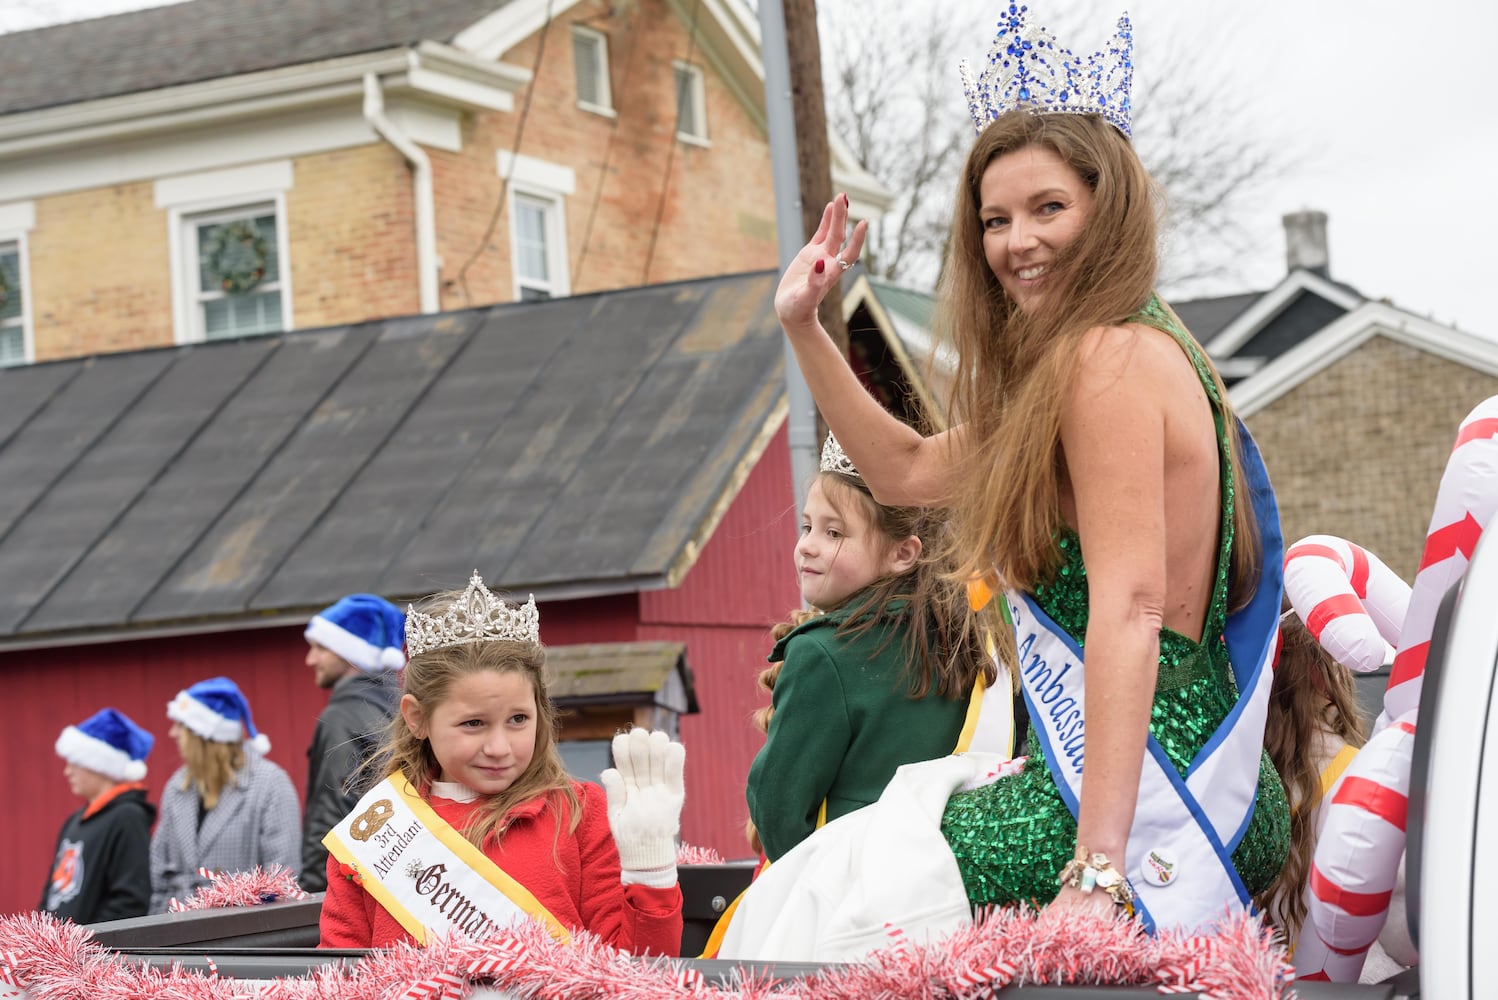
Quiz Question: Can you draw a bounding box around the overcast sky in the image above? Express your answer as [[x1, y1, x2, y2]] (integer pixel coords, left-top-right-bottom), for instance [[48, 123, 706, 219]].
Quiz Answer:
[[3, 0, 1494, 340]]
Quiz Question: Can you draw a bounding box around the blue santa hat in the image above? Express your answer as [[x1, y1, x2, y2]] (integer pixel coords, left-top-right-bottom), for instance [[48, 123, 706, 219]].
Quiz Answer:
[[55, 707, 154, 783], [167, 677, 271, 754], [304, 593, 406, 673]]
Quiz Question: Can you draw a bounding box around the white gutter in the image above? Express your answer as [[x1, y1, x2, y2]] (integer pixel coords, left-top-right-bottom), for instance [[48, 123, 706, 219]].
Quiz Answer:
[[363, 70, 440, 314]]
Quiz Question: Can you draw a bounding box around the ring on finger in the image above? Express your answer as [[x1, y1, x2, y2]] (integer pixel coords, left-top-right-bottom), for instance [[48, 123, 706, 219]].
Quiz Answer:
[[835, 256, 853, 272]]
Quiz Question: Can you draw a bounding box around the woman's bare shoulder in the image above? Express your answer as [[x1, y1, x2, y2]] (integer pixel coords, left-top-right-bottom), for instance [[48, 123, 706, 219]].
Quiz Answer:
[[1073, 321, 1198, 397]]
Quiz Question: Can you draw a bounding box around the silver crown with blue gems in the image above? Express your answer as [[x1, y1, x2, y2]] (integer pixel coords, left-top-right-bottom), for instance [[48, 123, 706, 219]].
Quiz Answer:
[[960, 4, 1134, 138]]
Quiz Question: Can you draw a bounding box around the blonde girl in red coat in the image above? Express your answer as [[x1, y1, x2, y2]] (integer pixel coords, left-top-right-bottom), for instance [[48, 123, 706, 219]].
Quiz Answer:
[[319, 572, 685, 954]]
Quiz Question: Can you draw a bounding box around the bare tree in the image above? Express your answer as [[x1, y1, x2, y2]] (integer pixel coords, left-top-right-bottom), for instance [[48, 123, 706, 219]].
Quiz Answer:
[[818, 1, 1293, 295], [820, 2, 970, 285]]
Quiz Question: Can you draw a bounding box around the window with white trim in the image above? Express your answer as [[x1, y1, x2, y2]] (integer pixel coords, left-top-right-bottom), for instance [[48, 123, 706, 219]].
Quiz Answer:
[[185, 204, 284, 340], [673, 62, 708, 144], [511, 191, 567, 302], [0, 241, 24, 367], [572, 25, 613, 115]]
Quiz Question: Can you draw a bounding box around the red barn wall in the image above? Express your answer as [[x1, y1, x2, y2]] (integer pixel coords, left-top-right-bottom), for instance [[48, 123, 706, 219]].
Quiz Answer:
[[0, 627, 316, 917], [640, 423, 798, 859]]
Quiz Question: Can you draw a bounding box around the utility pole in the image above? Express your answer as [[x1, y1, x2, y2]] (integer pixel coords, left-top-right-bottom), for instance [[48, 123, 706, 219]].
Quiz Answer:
[[759, 0, 848, 495], [783, 0, 848, 379]]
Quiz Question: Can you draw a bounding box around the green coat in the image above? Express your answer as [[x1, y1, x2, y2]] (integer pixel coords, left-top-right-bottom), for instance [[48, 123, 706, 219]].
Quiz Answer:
[[746, 599, 972, 861]]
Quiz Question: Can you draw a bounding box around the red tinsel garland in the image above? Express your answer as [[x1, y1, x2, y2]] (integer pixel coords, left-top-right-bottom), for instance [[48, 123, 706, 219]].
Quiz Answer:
[[0, 904, 1294, 999], [166, 865, 308, 912]]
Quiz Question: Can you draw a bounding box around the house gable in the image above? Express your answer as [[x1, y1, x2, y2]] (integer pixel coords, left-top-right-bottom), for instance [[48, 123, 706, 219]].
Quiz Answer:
[[1242, 333, 1498, 581], [1230, 301, 1498, 417], [1202, 268, 1361, 362]]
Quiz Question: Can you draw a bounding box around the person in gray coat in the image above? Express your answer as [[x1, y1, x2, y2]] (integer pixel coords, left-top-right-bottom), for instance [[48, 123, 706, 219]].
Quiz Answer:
[[299, 594, 404, 892], [149, 676, 300, 913]]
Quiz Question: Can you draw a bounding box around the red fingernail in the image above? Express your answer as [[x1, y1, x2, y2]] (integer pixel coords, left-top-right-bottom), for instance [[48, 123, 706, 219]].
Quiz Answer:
[[814, 259, 825, 274], [841, 193, 849, 206]]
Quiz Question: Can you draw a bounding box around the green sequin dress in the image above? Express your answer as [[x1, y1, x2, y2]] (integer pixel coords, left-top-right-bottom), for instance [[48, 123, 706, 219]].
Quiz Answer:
[[939, 297, 1290, 909]]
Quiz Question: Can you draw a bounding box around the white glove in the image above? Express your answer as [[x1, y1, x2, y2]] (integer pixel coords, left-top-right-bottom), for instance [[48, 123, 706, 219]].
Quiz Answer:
[[600, 728, 685, 888]]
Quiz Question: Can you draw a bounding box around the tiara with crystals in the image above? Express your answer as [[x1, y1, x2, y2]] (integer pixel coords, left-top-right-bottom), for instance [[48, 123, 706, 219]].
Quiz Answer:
[[819, 433, 860, 478], [960, 5, 1134, 138], [405, 571, 540, 656]]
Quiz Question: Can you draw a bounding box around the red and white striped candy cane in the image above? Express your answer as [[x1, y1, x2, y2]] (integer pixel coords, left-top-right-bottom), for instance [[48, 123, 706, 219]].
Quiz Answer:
[[1283, 534, 1410, 674], [1381, 395, 1498, 732], [1298, 711, 1417, 981]]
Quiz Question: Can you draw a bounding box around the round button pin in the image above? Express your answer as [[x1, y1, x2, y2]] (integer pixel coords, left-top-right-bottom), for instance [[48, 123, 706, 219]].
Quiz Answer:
[[1141, 847, 1178, 887]]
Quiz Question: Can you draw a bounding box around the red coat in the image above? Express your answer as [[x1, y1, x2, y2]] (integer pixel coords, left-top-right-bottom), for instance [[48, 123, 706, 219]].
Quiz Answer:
[[319, 781, 682, 956]]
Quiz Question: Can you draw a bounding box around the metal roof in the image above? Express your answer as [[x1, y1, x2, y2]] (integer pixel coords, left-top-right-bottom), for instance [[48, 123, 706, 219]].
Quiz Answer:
[[0, 270, 786, 644], [0, 0, 511, 116], [548, 641, 698, 714]]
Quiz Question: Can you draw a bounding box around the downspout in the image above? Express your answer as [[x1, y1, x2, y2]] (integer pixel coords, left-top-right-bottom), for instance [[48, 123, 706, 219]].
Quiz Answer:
[[363, 71, 439, 313]]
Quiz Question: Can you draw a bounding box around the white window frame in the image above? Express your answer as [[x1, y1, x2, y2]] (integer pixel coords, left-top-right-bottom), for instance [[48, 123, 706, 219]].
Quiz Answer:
[[672, 60, 709, 147], [498, 152, 575, 303], [158, 161, 294, 345], [0, 234, 31, 368], [0, 202, 35, 367], [571, 24, 615, 118]]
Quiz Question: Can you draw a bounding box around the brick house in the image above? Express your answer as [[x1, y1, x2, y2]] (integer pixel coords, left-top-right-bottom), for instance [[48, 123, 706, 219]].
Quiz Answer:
[[0, 0, 888, 364]]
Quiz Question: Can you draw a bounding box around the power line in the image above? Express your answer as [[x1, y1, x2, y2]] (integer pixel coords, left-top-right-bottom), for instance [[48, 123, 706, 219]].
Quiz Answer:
[[450, 0, 558, 305], [640, 0, 704, 285], [570, 9, 643, 289]]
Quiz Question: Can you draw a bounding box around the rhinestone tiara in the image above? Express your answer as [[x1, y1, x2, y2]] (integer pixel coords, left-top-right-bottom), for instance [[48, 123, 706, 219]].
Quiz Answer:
[[405, 571, 540, 656], [819, 433, 860, 478], [960, 5, 1134, 138]]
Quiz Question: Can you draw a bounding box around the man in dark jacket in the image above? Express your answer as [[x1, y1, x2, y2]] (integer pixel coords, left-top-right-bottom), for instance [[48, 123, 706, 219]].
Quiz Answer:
[[300, 594, 405, 892], [43, 708, 156, 923]]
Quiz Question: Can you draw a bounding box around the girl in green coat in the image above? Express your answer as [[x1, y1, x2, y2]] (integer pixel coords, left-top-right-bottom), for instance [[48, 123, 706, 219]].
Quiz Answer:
[[746, 435, 994, 861]]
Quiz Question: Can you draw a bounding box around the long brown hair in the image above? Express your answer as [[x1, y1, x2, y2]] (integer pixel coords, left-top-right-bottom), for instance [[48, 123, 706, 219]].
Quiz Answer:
[[1256, 613, 1369, 943], [174, 728, 244, 810], [375, 591, 580, 851], [934, 111, 1260, 617]]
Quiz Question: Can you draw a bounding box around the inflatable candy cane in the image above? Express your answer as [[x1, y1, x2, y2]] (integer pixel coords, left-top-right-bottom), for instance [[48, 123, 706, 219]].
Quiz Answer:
[[1299, 712, 1418, 982], [1282, 535, 1412, 980], [1283, 535, 1410, 674], [1380, 395, 1498, 732], [1301, 394, 1498, 981]]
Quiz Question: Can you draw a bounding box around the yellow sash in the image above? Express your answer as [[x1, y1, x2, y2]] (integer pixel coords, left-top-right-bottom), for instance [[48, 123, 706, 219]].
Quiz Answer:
[[324, 776, 570, 944]]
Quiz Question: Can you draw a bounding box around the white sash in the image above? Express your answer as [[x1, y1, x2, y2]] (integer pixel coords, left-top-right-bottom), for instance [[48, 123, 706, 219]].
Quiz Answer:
[[1009, 589, 1274, 933], [323, 777, 570, 944]]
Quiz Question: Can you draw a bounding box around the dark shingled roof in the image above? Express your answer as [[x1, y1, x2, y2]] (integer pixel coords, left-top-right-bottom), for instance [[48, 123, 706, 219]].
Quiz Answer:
[[0, 270, 785, 644], [1171, 290, 1262, 347], [0, 0, 512, 116]]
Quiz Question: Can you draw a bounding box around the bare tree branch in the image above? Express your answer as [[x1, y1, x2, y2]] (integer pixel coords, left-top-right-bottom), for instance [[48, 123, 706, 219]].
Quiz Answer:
[[818, 0, 1299, 296]]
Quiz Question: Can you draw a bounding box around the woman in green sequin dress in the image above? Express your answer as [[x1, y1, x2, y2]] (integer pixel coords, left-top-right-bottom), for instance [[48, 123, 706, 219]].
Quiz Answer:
[[771, 106, 1289, 924]]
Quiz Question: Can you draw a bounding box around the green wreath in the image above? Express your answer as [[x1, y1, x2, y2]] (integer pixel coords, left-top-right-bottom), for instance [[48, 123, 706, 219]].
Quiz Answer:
[[203, 219, 269, 295]]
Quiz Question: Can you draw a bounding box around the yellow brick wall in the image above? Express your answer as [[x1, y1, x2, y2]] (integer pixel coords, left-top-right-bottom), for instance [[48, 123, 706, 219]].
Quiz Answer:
[[1244, 336, 1498, 581], [287, 145, 421, 328], [28, 182, 173, 360]]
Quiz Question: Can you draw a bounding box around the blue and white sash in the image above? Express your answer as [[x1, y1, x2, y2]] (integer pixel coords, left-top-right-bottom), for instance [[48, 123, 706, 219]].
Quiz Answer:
[[1007, 421, 1284, 933]]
